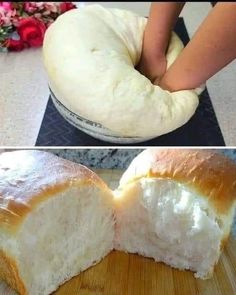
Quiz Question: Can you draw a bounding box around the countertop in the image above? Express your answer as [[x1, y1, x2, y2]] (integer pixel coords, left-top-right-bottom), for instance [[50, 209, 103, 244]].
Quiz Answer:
[[44, 148, 236, 169], [2, 148, 235, 169]]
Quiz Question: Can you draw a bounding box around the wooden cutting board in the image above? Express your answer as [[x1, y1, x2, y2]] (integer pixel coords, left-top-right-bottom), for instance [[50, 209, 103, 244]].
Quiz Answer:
[[1, 237, 235, 295], [0, 169, 236, 295], [54, 236, 236, 295]]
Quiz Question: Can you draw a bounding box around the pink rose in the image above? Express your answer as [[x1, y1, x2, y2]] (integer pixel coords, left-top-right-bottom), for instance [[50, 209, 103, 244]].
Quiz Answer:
[[0, 6, 16, 26], [23, 2, 38, 14], [43, 3, 59, 13], [0, 2, 13, 11]]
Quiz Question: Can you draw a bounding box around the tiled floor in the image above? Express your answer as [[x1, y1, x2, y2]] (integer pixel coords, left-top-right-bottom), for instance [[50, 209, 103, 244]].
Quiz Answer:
[[1, 2, 236, 146]]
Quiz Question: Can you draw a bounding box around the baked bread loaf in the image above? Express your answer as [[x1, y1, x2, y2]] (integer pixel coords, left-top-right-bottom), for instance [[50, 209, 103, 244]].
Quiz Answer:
[[43, 5, 204, 139], [114, 149, 236, 279], [0, 150, 114, 295]]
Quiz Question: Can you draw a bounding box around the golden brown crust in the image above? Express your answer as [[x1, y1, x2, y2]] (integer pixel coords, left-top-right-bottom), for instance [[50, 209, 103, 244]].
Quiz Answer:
[[120, 149, 236, 214], [220, 235, 230, 251], [0, 150, 110, 233], [0, 250, 27, 295]]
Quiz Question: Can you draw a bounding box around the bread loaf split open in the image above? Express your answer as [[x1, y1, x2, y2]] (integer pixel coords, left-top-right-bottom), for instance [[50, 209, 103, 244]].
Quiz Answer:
[[0, 149, 236, 295], [114, 149, 236, 279], [0, 150, 114, 295]]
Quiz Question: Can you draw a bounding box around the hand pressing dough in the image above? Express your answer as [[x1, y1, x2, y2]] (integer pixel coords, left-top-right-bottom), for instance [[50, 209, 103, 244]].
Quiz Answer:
[[43, 4, 204, 138]]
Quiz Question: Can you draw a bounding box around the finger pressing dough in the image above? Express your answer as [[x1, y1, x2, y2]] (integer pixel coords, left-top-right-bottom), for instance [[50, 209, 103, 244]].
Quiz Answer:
[[43, 4, 204, 138]]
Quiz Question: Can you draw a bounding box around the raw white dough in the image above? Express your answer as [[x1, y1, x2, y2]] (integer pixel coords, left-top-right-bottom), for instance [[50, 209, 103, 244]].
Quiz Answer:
[[43, 4, 203, 137]]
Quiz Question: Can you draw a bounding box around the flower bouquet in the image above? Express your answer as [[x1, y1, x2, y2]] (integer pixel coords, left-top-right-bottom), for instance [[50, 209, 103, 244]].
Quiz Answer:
[[0, 2, 76, 52]]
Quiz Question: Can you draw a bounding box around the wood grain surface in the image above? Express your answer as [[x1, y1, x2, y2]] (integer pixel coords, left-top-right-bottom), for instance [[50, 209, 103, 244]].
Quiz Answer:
[[54, 236, 236, 295], [0, 169, 235, 295]]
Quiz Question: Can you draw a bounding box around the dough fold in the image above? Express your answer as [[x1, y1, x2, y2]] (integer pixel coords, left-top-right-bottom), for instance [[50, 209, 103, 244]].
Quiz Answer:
[[43, 4, 203, 137]]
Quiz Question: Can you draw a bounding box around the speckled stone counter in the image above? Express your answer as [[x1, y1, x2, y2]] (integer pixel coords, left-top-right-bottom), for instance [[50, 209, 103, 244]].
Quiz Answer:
[[45, 149, 143, 169], [46, 148, 236, 169]]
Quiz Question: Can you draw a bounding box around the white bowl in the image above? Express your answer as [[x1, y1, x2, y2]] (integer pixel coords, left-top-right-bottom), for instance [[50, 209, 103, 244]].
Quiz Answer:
[[50, 88, 155, 144]]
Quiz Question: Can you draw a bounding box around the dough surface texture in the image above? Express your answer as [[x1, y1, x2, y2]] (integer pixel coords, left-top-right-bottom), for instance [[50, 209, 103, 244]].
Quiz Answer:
[[43, 4, 203, 137]]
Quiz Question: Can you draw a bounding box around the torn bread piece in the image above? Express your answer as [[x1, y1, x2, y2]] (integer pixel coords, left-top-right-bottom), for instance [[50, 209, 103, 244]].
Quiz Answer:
[[0, 150, 114, 295], [114, 149, 236, 279]]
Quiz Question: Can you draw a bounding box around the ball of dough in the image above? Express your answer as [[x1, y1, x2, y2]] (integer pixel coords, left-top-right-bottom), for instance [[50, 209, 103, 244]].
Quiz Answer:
[[43, 4, 203, 138]]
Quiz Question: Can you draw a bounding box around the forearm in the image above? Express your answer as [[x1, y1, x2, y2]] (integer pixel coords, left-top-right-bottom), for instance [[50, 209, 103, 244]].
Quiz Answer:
[[144, 2, 185, 56], [137, 2, 185, 82], [160, 3, 236, 91]]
